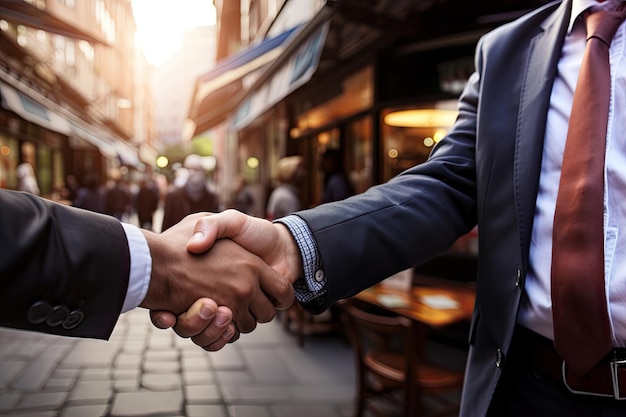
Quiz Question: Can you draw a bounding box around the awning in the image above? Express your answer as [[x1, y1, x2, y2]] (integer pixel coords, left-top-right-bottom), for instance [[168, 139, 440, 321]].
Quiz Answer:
[[0, 0, 107, 44], [230, 0, 427, 132], [139, 143, 159, 166], [69, 123, 117, 158], [232, 11, 333, 131], [70, 122, 140, 166], [114, 141, 141, 167], [186, 25, 301, 138], [0, 74, 140, 165], [0, 82, 71, 135]]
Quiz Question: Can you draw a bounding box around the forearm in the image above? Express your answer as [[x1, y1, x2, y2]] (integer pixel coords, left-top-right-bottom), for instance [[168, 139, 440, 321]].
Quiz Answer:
[[0, 190, 130, 339]]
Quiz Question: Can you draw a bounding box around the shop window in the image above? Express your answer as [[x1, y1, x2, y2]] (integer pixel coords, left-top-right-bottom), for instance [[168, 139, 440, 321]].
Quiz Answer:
[[311, 129, 340, 205], [381, 102, 458, 182], [294, 66, 373, 134], [345, 117, 373, 195], [37, 147, 52, 196], [0, 135, 18, 189]]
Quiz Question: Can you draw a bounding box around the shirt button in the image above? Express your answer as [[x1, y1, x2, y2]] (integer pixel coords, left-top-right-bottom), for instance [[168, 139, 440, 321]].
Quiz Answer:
[[314, 269, 325, 282]]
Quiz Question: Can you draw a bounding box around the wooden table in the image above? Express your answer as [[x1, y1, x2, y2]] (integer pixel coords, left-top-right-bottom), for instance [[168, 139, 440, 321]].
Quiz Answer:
[[354, 280, 475, 329], [349, 278, 475, 416]]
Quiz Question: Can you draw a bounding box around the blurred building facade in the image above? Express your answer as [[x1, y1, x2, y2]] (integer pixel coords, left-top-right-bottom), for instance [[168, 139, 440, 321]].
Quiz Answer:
[[0, 0, 150, 198], [151, 25, 216, 148], [188, 0, 552, 218]]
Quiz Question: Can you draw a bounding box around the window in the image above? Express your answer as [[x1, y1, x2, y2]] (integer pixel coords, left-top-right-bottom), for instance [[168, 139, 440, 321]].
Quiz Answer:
[[381, 101, 458, 181]]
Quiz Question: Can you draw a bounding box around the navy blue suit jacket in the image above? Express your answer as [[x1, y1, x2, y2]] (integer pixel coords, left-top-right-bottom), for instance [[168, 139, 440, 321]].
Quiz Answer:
[[294, 1, 569, 415]]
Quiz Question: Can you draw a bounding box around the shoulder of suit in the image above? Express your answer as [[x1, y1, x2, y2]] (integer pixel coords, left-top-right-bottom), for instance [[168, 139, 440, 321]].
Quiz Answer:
[[484, 1, 564, 37], [477, 0, 566, 49]]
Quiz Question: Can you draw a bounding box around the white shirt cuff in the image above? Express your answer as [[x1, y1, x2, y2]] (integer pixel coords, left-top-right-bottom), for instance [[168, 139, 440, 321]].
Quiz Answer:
[[120, 223, 152, 313]]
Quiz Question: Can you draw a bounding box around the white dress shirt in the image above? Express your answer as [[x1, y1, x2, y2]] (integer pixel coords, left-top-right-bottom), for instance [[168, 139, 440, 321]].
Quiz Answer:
[[518, 0, 626, 346], [120, 223, 151, 313]]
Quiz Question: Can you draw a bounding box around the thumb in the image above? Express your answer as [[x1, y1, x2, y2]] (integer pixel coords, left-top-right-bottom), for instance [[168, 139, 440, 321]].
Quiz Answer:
[[186, 209, 259, 254], [187, 220, 219, 254]]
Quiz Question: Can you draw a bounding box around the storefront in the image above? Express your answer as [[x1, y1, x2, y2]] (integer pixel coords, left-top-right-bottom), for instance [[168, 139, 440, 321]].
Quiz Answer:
[[0, 81, 70, 196], [0, 74, 141, 198], [0, 2, 140, 199], [228, 0, 550, 212]]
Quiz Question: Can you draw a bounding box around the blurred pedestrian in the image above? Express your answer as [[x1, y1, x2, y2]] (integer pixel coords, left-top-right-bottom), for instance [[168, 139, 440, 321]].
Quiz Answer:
[[73, 174, 105, 213], [16, 162, 40, 196], [161, 154, 220, 231], [232, 175, 255, 215], [265, 156, 305, 220], [106, 177, 131, 221], [319, 148, 353, 203], [136, 178, 160, 231], [64, 174, 80, 204]]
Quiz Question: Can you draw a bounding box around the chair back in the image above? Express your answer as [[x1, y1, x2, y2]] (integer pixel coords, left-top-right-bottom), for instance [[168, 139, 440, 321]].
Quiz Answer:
[[339, 299, 421, 416]]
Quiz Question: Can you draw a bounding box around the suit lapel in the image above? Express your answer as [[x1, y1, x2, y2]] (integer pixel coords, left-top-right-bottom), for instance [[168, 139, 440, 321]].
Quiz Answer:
[[514, 0, 571, 261]]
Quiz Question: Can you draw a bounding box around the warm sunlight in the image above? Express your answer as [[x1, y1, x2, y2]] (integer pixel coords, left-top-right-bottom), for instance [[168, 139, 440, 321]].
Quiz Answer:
[[132, 0, 216, 67]]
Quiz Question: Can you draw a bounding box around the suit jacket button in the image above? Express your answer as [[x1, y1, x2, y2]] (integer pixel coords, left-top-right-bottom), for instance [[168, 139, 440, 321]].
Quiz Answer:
[[62, 311, 84, 329], [495, 348, 504, 368], [46, 305, 70, 327], [27, 301, 52, 324]]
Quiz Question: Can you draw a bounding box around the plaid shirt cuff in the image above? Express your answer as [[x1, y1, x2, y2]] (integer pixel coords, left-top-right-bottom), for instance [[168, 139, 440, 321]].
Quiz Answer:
[[275, 215, 327, 305]]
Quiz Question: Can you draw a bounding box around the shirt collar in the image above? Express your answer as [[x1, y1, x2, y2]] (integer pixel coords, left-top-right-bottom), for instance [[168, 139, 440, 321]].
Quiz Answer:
[[569, 0, 624, 32]]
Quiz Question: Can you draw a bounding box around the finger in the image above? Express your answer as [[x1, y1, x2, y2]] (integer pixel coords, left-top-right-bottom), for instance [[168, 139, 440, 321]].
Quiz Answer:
[[172, 298, 219, 338], [187, 210, 266, 255], [260, 271, 295, 311], [228, 327, 240, 343], [187, 211, 244, 254], [234, 311, 257, 334], [189, 306, 234, 347], [248, 290, 277, 324], [254, 253, 295, 311], [199, 323, 238, 352], [150, 310, 177, 329]]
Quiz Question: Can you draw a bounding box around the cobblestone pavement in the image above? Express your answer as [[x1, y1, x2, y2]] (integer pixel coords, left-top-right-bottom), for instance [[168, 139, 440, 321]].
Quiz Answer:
[[0, 310, 356, 417]]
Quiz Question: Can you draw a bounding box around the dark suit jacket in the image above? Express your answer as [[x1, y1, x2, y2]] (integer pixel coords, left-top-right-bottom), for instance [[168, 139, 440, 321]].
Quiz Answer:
[[295, 1, 569, 415], [0, 189, 130, 339]]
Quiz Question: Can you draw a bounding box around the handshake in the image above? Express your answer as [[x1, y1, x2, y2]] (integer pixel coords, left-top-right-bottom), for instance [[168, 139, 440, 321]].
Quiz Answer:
[[138, 210, 304, 351]]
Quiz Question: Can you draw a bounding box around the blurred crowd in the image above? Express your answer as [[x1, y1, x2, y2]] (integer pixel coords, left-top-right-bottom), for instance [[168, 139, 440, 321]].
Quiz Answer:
[[11, 147, 355, 233], [14, 154, 224, 233]]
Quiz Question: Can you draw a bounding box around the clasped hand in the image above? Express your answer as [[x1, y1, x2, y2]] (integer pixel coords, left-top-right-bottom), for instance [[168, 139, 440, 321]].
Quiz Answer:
[[144, 211, 302, 351]]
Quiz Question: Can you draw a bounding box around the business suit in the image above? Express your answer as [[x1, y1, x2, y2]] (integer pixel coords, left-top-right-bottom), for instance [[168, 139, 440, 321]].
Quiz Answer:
[[0, 189, 130, 339], [293, 1, 573, 415]]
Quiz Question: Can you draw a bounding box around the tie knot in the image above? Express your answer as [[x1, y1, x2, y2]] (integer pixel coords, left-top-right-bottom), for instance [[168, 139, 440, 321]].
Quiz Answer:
[[585, 6, 626, 46]]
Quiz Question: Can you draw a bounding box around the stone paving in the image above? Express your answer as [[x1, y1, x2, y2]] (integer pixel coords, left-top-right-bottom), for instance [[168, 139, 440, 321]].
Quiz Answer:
[[0, 309, 356, 417]]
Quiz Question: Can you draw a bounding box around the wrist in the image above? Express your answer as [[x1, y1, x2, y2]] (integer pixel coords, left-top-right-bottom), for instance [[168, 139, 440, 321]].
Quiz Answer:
[[138, 230, 172, 310], [274, 223, 304, 284]]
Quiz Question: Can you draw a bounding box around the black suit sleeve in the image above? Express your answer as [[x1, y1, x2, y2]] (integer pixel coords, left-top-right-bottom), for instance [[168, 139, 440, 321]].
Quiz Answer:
[[0, 189, 131, 339]]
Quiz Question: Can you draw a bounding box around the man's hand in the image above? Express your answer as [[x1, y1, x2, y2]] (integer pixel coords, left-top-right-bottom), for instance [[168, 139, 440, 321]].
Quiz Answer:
[[149, 210, 305, 349], [187, 209, 304, 283], [139, 213, 294, 333], [151, 298, 239, 351]]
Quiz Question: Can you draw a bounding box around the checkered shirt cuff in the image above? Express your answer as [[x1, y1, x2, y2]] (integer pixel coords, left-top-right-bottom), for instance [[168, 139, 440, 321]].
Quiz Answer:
[[275, 215, 327, 304]]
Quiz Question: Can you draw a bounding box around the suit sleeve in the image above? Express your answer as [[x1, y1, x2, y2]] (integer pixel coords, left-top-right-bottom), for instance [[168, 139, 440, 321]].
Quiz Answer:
[[0, 189, 131, 339], [295, 71, 480, 313]]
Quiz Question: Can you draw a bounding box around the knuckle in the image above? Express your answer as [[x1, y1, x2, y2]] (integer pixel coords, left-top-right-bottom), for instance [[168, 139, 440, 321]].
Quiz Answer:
[[238, 319, 256, 333]]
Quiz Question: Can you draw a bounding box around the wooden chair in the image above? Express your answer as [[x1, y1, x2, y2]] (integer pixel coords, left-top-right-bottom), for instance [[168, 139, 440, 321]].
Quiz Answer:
[[282, 302, 344, 347], [339, 299, 464, 417]]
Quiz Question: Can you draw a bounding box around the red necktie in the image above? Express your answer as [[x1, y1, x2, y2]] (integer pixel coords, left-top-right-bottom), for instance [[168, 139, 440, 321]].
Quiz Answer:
[[551, 6, 626, 378]]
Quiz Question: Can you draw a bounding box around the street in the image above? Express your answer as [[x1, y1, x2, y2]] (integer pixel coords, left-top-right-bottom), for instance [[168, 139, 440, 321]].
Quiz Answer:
[[0, 309, 356, 417]]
